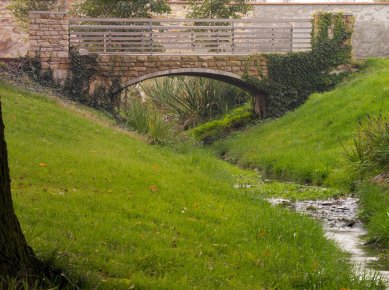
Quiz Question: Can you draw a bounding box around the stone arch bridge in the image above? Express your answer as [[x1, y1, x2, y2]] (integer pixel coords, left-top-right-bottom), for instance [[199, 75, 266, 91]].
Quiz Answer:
[[28, 11, 315, 117]]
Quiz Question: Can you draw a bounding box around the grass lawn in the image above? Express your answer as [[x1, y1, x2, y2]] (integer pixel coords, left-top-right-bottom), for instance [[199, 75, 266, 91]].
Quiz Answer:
[[0, 82, 381, 288], [213, 58, 389, 188]]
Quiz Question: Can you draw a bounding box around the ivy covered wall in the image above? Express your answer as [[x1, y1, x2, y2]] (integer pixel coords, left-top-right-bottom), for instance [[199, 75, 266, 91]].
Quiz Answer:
[[244, 12, 354, 117]]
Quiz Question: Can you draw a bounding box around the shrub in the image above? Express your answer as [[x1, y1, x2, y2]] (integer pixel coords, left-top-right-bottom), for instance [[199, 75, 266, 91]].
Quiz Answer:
[[191, 103, 253, 143]]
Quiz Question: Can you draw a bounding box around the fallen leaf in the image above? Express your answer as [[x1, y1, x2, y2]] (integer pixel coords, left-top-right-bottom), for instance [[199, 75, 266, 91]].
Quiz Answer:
[[149, 185, 158, 192], [39, 162, 47, 167]]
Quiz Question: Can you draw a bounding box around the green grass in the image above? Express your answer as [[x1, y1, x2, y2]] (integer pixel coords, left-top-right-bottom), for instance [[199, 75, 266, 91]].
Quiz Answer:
[[1, 82, 382, 288], [213, 58, 389, 188], [359, 184, 389, 249]]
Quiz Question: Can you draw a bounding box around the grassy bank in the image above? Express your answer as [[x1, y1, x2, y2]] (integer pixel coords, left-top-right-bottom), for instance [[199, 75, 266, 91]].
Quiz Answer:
[[0, 82, 380, 288], [213, 58, 389, 188], [211, 58, 389, 258]]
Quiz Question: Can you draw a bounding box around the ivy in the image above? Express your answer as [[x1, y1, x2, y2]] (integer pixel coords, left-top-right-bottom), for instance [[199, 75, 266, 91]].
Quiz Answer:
[[63, 49, 123, 115], [244, 12, 354, 117]]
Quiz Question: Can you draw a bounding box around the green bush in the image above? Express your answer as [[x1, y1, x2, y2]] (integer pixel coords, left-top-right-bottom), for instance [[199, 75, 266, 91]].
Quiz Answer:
[[191, 103, 253, 143], [346, 114, 389, 179], [142, 77, 249, 129]]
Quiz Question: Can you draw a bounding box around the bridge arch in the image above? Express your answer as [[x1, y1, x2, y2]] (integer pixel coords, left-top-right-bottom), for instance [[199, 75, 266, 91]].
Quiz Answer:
[[119, 68, 267, 118]]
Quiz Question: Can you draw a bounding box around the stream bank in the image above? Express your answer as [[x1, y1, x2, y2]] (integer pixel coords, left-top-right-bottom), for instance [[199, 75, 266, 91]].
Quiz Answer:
[[267, 196, 389, 287]]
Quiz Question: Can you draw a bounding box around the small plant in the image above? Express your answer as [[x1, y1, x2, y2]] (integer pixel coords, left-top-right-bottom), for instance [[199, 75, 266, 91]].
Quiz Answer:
[[345, 114, 389, 179]]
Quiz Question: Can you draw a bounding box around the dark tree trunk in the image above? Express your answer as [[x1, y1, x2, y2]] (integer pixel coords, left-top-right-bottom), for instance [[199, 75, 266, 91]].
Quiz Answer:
[[0, 101, 37, 284]]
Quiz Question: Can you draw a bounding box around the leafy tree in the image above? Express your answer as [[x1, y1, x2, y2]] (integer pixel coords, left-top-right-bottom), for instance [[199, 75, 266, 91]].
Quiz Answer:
[[187, 0, 252, 19], [8, 0, 66, 29], [9, 0, 171, 30], [74, 0, 171, 18]]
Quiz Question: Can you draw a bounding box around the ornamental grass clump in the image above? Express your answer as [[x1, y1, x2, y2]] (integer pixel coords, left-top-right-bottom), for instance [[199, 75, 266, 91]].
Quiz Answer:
[[346, 114, 389, 179], [142, 77, 248, 129], [124, 98, 176, 145]]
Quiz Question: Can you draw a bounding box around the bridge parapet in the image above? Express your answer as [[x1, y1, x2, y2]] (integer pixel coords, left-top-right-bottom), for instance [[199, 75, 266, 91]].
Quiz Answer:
[[68, 18, 312, 55]]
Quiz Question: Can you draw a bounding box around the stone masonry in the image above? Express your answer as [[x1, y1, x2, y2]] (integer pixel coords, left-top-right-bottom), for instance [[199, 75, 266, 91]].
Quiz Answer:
[[91, 54, 264, 91], [28, 11, 70, 83], [27, 11, 265, 93], [0, 0, 28, 58]]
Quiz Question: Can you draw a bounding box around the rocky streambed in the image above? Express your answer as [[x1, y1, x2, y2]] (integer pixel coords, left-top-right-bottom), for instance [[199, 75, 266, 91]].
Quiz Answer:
[[267, 196, 389, 287]]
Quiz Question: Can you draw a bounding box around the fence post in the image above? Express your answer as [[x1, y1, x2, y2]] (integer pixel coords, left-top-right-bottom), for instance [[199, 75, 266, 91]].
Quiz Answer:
[[149, 20, 153, 54], [290, 22, 294, 52], [231, 21, 235, 54]]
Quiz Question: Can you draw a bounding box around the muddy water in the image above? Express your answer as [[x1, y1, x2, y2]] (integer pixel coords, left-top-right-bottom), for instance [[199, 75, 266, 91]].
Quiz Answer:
[[267, 197, 389, 287]]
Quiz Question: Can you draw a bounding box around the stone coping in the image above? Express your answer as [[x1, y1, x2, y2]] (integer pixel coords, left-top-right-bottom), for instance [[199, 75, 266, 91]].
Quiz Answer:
[[168, 1, 389, 5], [28, 11, 67, 15]]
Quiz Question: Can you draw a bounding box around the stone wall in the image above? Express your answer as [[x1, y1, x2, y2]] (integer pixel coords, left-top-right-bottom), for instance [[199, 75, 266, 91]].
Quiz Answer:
[[247, 3, 389, 58], [28, 11, 70, 83], [0, 0, 28, 58], [91, 54, 264, 91]]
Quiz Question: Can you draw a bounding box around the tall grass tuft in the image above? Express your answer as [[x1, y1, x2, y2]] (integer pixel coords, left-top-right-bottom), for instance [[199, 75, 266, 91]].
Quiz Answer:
[[346, 114, 389, 179], [124, 98, 176, 145], [142, 77, 249, 129]]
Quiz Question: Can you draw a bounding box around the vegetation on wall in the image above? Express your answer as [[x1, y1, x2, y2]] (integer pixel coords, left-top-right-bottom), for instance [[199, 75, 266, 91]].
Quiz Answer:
[[62, 50, 120, 115], [244, 12, 354, 117], [63, 50, 98, 104]]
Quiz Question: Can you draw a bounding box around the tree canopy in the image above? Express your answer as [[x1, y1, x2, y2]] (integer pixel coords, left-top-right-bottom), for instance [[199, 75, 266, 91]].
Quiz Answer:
[[74, 0, 171, 18], [187, 0, 252, 19]]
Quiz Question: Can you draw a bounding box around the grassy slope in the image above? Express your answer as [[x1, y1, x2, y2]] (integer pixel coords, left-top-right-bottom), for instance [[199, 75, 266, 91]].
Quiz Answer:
[[213, 58, 389, 187], [1, 83, 378, 289]]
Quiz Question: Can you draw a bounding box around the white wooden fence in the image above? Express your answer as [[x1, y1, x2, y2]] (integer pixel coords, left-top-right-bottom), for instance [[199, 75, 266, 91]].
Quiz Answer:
[[69, 18, 312, 55]]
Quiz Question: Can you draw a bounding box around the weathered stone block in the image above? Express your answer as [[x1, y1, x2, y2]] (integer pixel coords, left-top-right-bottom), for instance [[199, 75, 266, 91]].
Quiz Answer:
[[41, 62, 50, 69], [145, 62, 156, 68], [227, 61, 241, 66], [216, 62, 227, 67], [136, 56, 148, 61], [198, 56, 213, 61], [214, 56, 229, 61], [181, 56, 198, 62]]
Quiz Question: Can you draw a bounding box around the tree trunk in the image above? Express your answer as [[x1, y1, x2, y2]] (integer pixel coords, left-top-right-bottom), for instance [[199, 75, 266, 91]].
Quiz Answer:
[[0, 101, 37, 284]]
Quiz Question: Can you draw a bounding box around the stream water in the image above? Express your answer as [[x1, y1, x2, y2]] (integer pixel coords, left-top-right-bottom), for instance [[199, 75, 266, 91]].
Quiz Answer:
[[267, 196, 389, 287]]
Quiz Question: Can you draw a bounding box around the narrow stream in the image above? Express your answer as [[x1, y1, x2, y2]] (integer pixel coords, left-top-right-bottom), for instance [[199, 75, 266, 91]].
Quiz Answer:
[[267, 197, 389, 287]]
